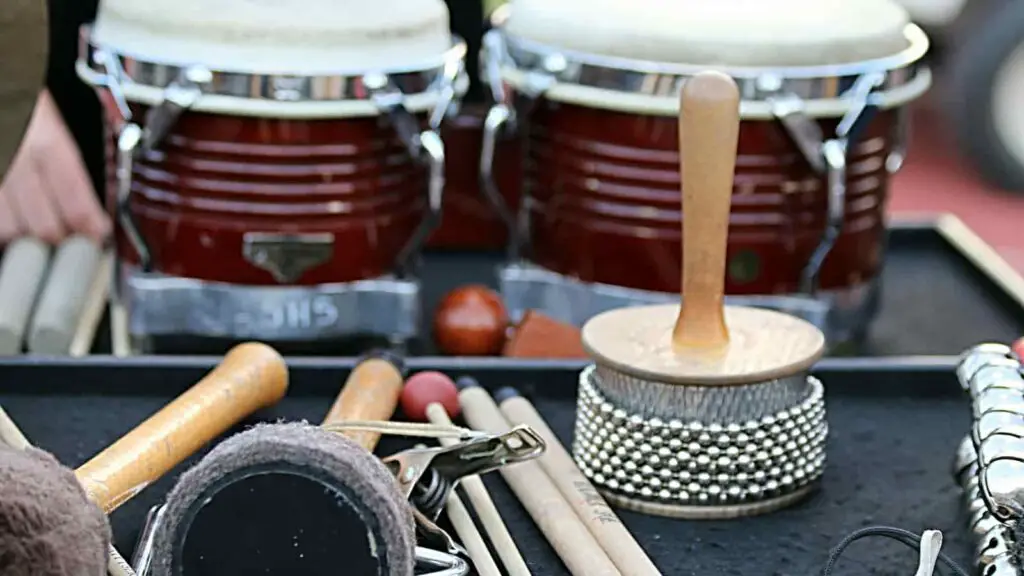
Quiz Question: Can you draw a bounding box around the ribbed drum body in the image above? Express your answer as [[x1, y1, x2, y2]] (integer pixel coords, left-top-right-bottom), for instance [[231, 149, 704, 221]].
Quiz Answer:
[[110, 105, 426, 285], [525, 102, 895, 295]]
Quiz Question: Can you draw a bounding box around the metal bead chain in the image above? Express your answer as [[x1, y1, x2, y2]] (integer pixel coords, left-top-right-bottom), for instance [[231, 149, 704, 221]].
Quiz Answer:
[[572, 368, 827, 506]]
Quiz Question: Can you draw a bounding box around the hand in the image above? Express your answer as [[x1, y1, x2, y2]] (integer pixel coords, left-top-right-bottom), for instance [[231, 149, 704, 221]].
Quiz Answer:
[[0, 89, 111, 245]]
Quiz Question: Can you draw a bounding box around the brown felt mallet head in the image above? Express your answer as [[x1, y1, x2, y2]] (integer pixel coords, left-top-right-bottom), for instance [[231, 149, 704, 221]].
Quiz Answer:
[[0, 444, 110, 576], [149, 423, 416, 576]]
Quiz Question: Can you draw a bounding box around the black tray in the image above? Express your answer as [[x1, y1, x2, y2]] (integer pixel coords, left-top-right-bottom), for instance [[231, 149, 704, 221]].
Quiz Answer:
[[84, 216, 1024, 358], [0, 356, 976, 574]]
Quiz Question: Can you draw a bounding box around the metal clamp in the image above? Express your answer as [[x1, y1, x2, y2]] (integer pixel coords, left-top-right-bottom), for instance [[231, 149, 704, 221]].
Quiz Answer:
[[762, 72, 886, 295], [479, 30, 557, 260], [381, 424, 546, 520], [363, 69, 461, 278]]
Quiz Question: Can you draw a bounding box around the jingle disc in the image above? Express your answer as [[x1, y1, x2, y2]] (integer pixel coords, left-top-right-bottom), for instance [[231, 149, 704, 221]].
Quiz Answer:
[[150, 423, 416, 576], [0, 0, 47, 181]]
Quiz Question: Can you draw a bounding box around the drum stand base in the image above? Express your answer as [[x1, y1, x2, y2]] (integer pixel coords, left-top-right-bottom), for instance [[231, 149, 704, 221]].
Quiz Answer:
[[113, 264, 421, 353], [498, 263, 878, 347]]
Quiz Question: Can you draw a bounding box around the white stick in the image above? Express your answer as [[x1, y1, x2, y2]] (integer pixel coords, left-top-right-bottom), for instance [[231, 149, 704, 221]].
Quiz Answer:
[[28, 235, 102, 354], [0, 237, 50, 355], [109, 300, 131, 358]]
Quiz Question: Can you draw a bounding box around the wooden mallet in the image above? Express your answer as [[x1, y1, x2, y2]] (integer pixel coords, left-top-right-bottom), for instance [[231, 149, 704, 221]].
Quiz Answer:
[[0, 342, 289, 575], [573, 71, 828, 519]]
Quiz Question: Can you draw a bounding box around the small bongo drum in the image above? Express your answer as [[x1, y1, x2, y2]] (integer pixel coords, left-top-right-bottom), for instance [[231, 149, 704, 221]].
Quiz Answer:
[[76, 0, 467, 349], [480, 0, 931, 345]]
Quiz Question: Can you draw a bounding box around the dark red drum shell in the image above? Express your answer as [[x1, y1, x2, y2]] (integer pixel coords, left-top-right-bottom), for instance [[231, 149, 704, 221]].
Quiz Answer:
[[526, 101, 893, 294], [113, 105, 426, 285], [427, 105, 522, 249]]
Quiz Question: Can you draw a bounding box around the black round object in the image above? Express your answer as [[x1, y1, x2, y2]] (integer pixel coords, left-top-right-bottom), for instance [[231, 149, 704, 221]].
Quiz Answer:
[[946, 0, 1024, 192], [175, 464, 386, 576], [150, 423, 416, 576]]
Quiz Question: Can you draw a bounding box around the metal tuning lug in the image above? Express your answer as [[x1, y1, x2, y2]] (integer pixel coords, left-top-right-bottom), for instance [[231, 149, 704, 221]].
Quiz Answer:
[[141, 65, 212, 151], [361, 71, 447, 278], [115, 124, 153, 272], [91, 48, 133, 122]]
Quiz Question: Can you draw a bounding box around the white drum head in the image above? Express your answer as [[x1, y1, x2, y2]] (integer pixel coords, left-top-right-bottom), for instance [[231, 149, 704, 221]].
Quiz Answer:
[[504, 0, 913, 67], [91, 0, 452, 75]]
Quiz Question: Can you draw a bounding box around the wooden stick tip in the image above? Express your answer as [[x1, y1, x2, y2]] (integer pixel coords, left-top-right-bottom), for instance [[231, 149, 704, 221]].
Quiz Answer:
[[681, 71, 740, 107]]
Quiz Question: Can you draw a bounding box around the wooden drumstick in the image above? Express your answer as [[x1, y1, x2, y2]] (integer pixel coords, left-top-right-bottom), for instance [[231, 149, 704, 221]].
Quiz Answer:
[[322, 355, 404, 449], [446, 490, 502, 576], [427, 402, 528, 576], [28, 235, 102, 354], [0, 237, 50, 355], [458, 379, 621, 576], [0, 405, 135, 576], [76, 342, 289, 512], [70, 250, 113, 357], [496, 388, 660, 575]]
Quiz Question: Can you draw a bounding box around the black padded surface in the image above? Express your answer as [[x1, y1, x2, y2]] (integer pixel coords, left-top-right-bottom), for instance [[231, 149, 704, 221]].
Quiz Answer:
[[0, 359, 975, 575], [82, 225, 1024, 358]]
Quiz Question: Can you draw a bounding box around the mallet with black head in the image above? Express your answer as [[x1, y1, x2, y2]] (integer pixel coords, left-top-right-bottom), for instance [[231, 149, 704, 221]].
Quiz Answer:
[[147, 352, 417, 576]]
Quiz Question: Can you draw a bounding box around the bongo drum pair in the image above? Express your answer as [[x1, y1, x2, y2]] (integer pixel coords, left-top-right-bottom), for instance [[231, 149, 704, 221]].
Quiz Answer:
[[480, 0, 932, 345], [76, 0, 468, 350]]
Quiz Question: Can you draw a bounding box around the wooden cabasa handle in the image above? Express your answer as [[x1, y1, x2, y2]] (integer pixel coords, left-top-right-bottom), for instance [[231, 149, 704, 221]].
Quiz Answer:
[[322, 357, 404, 452], [75, 342, 289, 513], [673, 71, 741, 351]]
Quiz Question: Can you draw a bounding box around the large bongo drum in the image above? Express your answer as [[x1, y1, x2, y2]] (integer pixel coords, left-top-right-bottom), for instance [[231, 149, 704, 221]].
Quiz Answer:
[[76, 0, 467, 350], [480, 0, 931, 345]]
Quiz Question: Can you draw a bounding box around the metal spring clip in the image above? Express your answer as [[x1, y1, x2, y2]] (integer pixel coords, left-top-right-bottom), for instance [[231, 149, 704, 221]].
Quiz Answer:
[[327, 420, 547, 571]]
